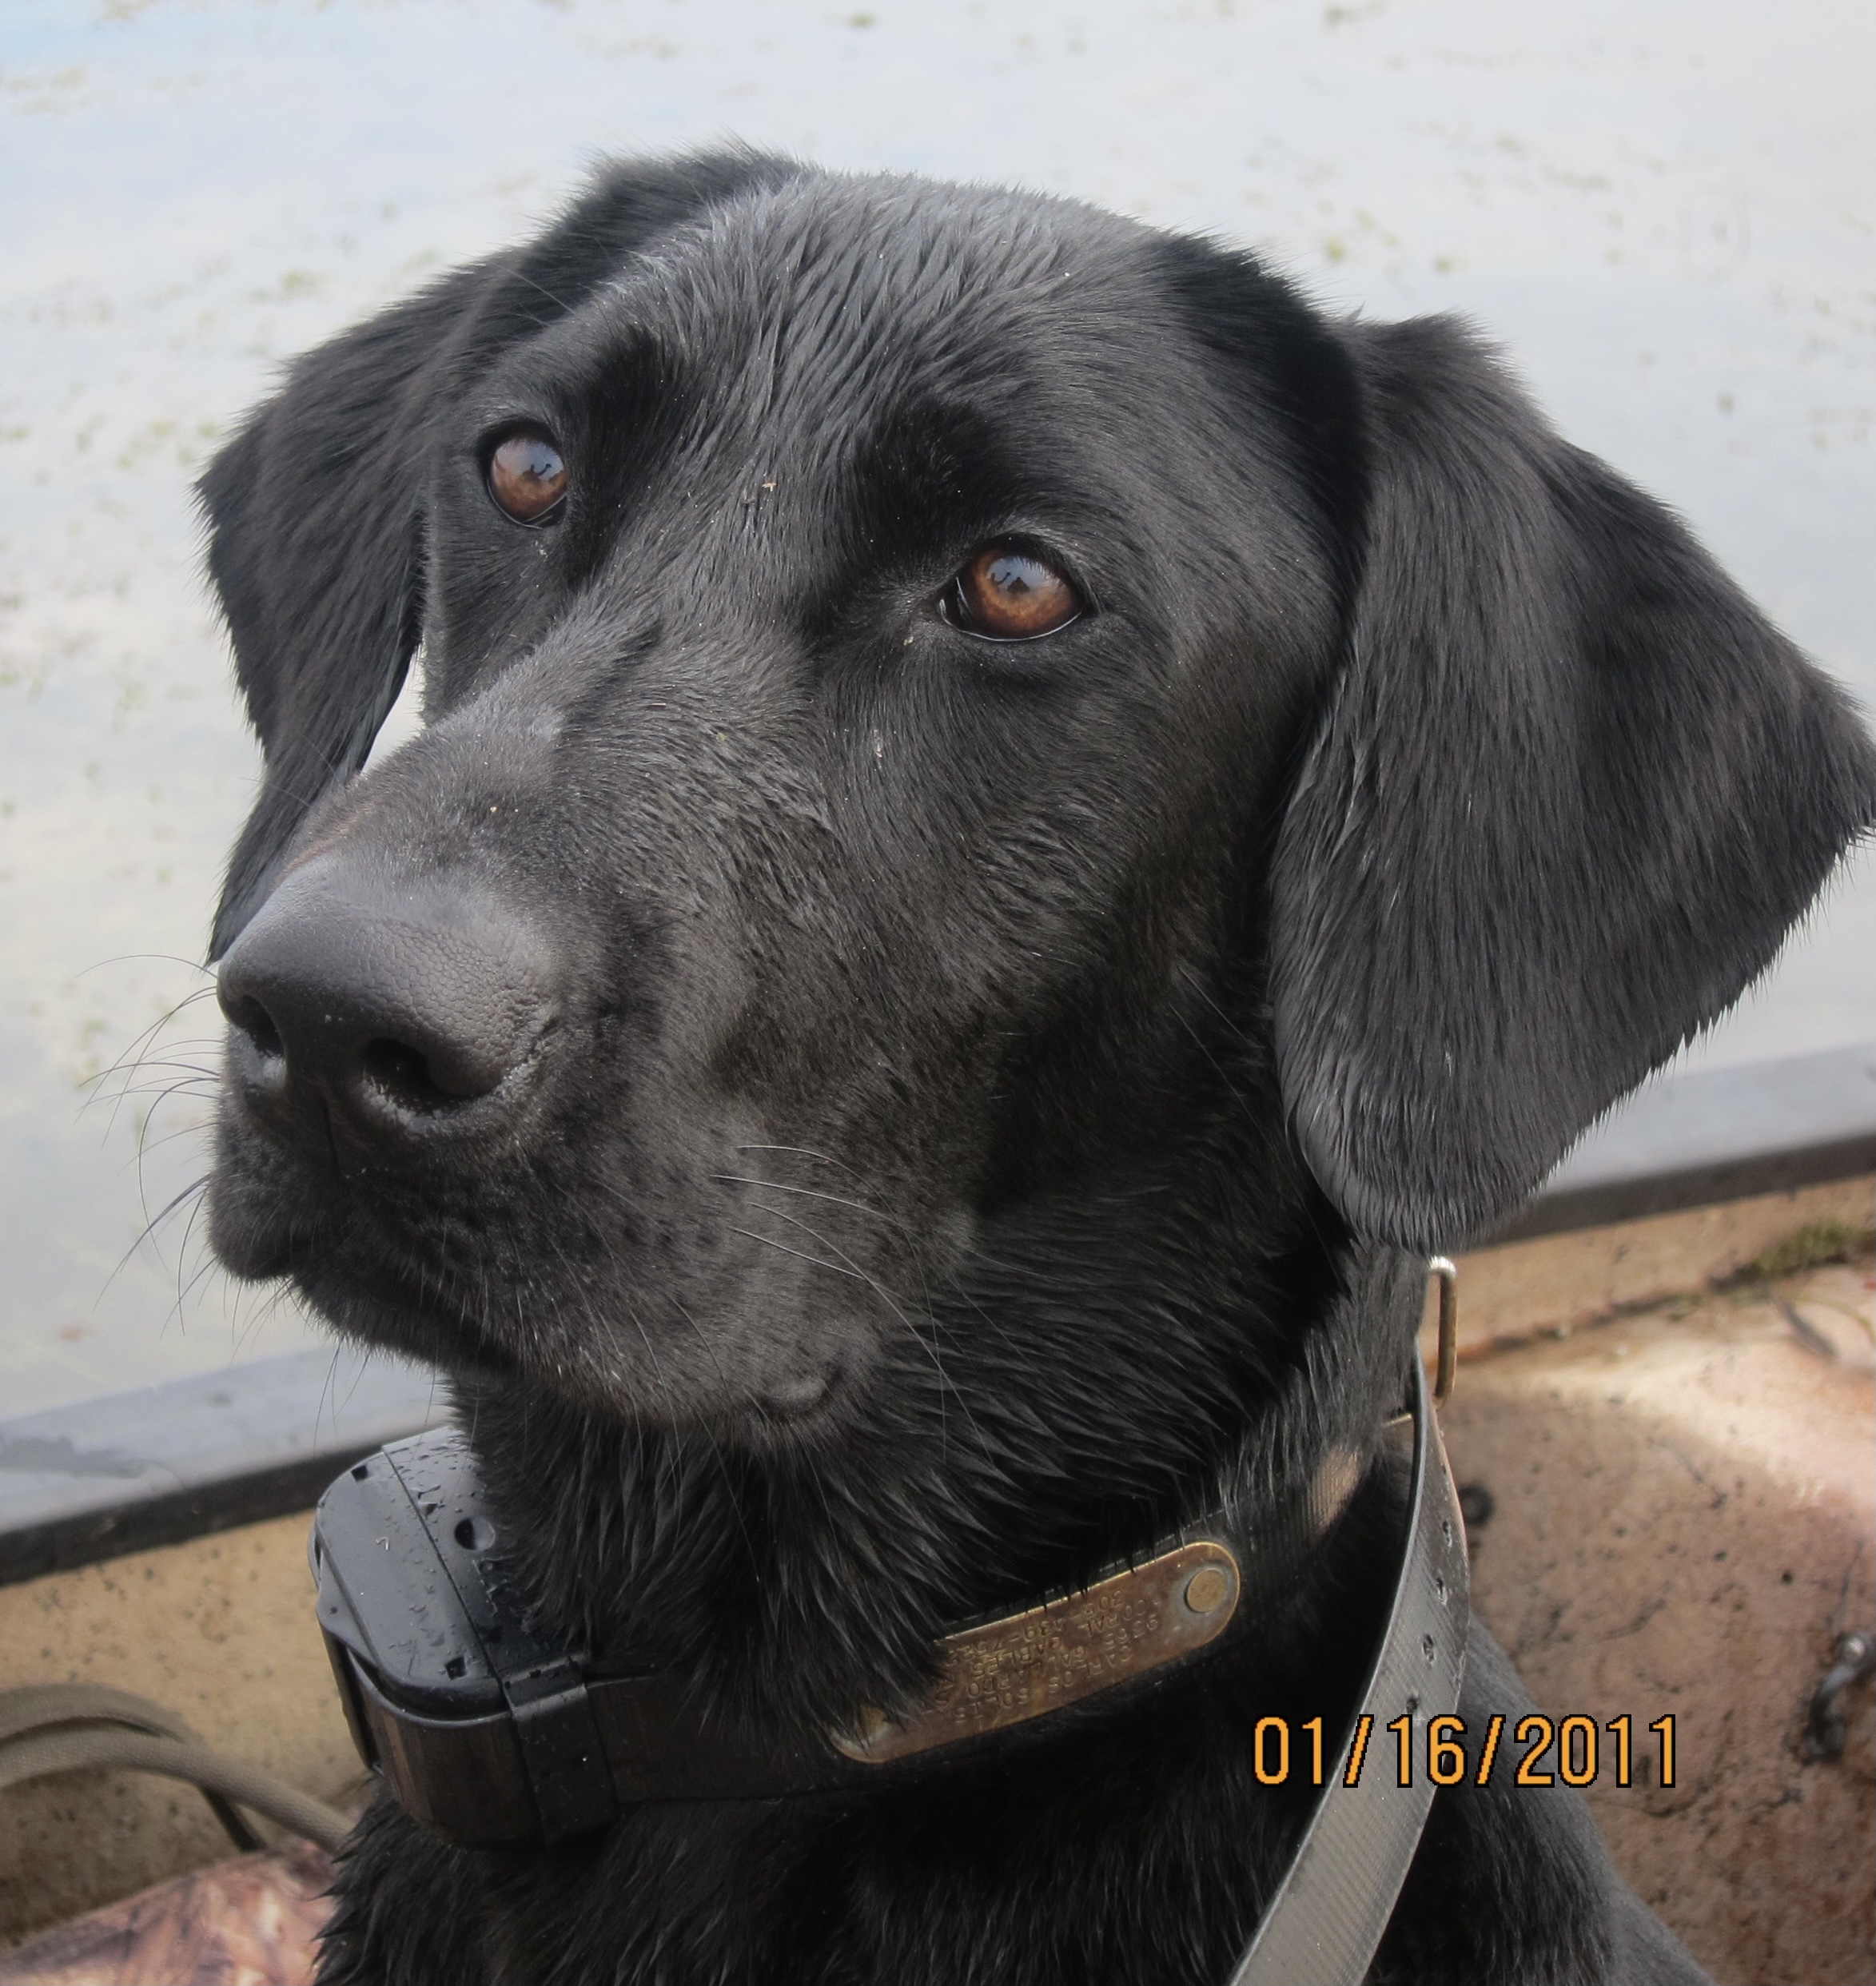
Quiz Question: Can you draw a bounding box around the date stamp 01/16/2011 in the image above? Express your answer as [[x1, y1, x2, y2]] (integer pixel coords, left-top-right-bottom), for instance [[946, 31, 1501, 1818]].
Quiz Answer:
[[1244, 1714, 1678, 1791]]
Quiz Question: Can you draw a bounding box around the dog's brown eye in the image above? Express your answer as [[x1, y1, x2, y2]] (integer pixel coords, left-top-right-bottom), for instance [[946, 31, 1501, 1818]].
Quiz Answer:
[[946, 547, 1083, 641], [488, 430, 568, 523]]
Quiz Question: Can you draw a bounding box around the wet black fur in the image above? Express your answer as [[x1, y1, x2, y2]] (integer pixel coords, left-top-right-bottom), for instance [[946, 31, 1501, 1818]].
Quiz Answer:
[[197, 152, 1875, 1984]]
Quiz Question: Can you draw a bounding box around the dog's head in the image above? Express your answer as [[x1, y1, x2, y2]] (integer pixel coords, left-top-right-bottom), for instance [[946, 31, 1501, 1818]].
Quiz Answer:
[[201, 154, 1874, 1447]]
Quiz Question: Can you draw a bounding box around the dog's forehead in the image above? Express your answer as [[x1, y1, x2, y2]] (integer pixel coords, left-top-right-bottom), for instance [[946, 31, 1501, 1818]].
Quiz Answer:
[[524, 174, 1169, 459], [636, 174, 1141, 368]]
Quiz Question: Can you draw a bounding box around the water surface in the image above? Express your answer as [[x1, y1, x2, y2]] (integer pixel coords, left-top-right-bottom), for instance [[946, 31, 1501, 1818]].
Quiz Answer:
[[2, 0, 1870, 1414]]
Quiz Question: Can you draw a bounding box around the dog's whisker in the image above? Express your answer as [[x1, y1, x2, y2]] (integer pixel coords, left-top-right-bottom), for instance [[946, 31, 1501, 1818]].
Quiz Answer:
[[541, 1224, 675, 1408], [737, 1197, 986, 1457], [710, 1172, 907, 1228], [83, 985, 223, 1110], [729, 1225, 864, 1282], [90, 1064, 222, 1092], [141, 1200, 226, 1341], [731, 1143, 872, 1184], [125, 1117, 221, 1164], [1177, 966, 1257, 1049], [103, 1172, 212, 1292], [1173, 1005, 1248, 1108]]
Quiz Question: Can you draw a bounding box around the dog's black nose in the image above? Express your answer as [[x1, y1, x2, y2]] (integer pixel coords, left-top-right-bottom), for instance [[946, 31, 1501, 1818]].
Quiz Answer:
[[217, 859, 557, 1137]]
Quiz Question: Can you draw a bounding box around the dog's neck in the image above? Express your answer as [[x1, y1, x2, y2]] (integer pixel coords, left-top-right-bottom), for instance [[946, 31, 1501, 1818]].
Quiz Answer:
[[452, 1170, 1420, 1742]]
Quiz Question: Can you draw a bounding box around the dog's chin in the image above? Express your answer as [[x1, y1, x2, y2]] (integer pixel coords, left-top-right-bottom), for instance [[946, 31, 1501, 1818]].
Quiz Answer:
[[284, 1258, 855, 1446], [209, 1172, 863, 1439], [715, 1359, 857, 1451], [291, 1267, 517, 1383], [579, 1351, 858, 1451], [204, 1170, 306, 1284]]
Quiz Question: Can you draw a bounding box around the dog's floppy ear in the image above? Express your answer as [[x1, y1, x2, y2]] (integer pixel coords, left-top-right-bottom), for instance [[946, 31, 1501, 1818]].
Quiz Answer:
[[200, 263, 467, 957], [1271, 315, 1876, 1250], [199, 149, 795, 957]]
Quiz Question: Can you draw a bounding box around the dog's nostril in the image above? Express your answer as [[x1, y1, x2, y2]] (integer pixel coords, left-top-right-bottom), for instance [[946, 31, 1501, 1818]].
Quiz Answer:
[[215, 861, 556, 1139], [360, 1037, 460, 1113], [224, 993, 285, 1062]]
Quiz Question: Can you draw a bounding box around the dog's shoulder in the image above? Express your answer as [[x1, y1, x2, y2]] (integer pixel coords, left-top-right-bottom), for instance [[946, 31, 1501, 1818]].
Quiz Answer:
[[1375, 1625, 1715, 1985]]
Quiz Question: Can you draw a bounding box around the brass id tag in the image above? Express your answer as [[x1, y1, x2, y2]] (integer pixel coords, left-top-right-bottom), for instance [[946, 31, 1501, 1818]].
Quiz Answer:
[[834, 1540, 1241, 1765]]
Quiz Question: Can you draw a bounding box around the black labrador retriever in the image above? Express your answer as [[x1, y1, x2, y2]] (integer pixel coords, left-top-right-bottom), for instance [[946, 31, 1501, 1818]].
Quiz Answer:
[[197, 153, 1874, 1984]]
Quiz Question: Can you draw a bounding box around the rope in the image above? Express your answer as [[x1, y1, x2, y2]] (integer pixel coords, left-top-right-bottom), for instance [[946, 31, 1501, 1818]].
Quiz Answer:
[[0, 1682, 352, 1855]]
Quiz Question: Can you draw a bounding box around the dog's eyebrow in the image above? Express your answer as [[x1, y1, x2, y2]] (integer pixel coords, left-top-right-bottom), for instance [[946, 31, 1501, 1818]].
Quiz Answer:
[[823, 392, 1059, 556]]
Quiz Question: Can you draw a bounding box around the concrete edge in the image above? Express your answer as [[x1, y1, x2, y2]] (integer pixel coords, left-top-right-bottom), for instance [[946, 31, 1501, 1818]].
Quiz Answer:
[[0, 1351, 449, 1587], [1488, 1041, 1876, 1241]]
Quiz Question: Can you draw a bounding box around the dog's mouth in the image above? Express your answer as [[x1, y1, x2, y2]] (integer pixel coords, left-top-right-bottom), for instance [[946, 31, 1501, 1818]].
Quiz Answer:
[[304, 1253, 856, 1440], [293, 1237, 820, 1431], [293, 1255, 522, 1387], [209, 1133, 868, 1439]]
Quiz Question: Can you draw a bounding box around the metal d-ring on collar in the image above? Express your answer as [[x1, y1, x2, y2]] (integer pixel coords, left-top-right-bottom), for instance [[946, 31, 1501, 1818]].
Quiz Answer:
[[1429, 1254, 1460, 1403], [310, 1263, 1469, 1986]]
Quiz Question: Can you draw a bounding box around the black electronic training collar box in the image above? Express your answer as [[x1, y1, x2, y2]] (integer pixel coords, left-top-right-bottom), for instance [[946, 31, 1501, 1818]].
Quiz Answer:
[[312, 1347, 1468, 1986]]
